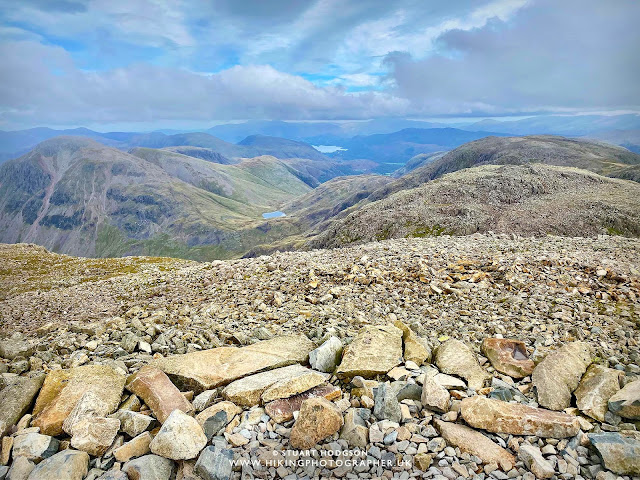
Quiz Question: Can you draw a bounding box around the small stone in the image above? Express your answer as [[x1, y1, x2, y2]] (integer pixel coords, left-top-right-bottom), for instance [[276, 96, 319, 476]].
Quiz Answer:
[[264, 384, 341, 423], [195, 446, 234, 480], [111, 411, 154, 437], [373, 383, 401, 422], [460, 395, 580, 438], [290, 397, 344, 449], [202, 411, 228, 440], [340, 408, 369, 448], [70, 417, 120, 456], [309, 337, 343, 373], [574, 364, 622, 422], [414, 453, 434, 471], [394, 320, 431, 366], [149, 410, 207, 460], [193, 390, 218, 412], [123, 454, 175, 480], [608, 379, 640, 420], [518, 444, 555, 479], [588, 432, 640, 475], [335, 325, 403, 379], [27, 449, 89, 480], [422, 374, 451, 413], [481, 338, 535, 379], [435, 419, 515, 471], [531, 341, 591, 411], [226, 432, 248, 447], [114, 432, 153, 462], [11, 433, 59, 463], [435, 339, 490, 390], [126, 366, 193, 423], [196, 402, 242, 429]]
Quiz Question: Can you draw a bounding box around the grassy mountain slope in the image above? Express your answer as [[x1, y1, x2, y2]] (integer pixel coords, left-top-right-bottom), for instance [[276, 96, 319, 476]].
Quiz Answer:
[[161, 146, 237, 164], [310, 164, 640, 249]]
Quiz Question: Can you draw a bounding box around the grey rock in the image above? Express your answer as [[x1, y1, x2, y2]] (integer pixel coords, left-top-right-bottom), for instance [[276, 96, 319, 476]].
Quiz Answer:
[[0, 338, 34, 361], [26, 449, 89, 480], [7, 456, 35, 480], [588, 433, 640, 475], [0, 375, 45, 437], [203, 411, 228, 441], [373, 383, 401, 422], [518, 444, 555, 479], [195, 446, 234, 480], [12, 433, 59, 463], [123, 454, 175, 480], [340, 408, 369, 448], [309, 336, 343, 373], [193, 390, 218, 412]]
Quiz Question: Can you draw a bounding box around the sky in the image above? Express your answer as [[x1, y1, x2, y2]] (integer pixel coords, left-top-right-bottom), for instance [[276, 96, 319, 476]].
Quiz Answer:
[[0, 0, 638, 130]]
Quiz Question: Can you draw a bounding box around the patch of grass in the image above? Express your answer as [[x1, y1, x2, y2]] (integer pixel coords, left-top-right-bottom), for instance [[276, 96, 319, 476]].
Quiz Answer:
[[405, 222, 451, 238]]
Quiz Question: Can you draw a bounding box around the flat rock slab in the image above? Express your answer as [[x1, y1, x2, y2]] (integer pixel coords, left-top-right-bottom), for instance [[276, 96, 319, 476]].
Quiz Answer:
[[435, 419, 515, 471], [608, 379, 640, 420], [589, 433, 640, 475], [152, 334, 315, 393], [222, 364, 323, 407], [532, 341, 591, 411], [460, 395, 580, 438], [435, 339, 490, 391], [126, 365, 193, 424], [0, 374, 44, 437], [265, 384, 341, 423], [336, 325, 403, 379], [32, 365, 125, 436], [574, 364, 622, 422], [481, 338, 534, 379]]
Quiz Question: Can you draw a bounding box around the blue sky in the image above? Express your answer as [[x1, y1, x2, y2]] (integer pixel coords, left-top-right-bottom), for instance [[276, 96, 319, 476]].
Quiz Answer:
[[0, 0, 638, 130]]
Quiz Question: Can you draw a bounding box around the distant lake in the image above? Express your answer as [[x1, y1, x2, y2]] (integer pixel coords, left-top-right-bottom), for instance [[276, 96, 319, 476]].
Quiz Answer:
[[313, 145, 347, 153], [262, 211, 286, 219]]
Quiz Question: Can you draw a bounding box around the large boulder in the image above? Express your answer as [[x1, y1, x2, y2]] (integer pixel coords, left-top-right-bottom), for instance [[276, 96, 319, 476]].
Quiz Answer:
[[70, 417, 120, 457], [335, 325, 403, 379], [481, 338, 534, 379], [149, 410, 207, 461], [434, 420, 515, 471], [32, 365, 125, 436], [26, 449, 89, 480], [608, 379, 640, 420], [460, 395, 580, 438], [290, 398, 344, 449], [126, 366, 193, 423], [222, 364, 324, 407], [152, 335, 315, 392], [588, 433, 640, 475], [0, 374, 44, 437], [532, 341, 591, 411], [574, 364, 622, 422], [435, 339, 490, 390]]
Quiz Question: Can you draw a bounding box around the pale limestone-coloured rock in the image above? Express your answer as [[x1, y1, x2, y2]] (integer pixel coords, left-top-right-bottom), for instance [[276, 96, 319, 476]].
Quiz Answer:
[[435, 419, 515, 471], [0, 374, 44, 438], [460, 395, 580, 438], [149, 410, 207, 461], [393, 320, 431, 366], [26, 449, 89, 480], [290, 397, 344, 449], [32, 365, 125, 436], [340, 408, 369, 448], [62, 391, 110, 436], [152, 335, 315, 392], [70, 417, 120, 456], [481, 338, 535, 379], [114, 432, 153, 463], [264, 384, 342, 423], [435, 339, 490, 390], [123, 454, 175, 480], [608, 379, 640, 420], [335, 325, 403, 379], [433, 373, 466, 390], [421, 375, 451, 413], [0, 338, 34, 360], [196, 402, 243, 427], [12, 433, 59, 464], [574, 364, 622, 422], [518, 444, 555, 478], [7, 456, 35, 480], [193, 390, 218, 412], [126, 366, 193, 423], [111, 411, 155, 437], [588, 433, 640, 475], [532, 341, 591, 411], [308, 337, 343, 373], [222, 364, 322, 407]]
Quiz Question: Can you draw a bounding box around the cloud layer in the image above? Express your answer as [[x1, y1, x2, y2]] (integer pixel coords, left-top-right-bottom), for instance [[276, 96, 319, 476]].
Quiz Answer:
[[0, 0, 638, 128]]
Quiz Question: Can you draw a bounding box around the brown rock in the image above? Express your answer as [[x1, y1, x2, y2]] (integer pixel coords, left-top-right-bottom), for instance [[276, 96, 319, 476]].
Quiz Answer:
[[460, 395, 580, 438], [126, 366, 193, 423], [608, 379, 640, 420], [290, 397, 344, 449], [0, 374, 44, 438], [574, 364, 622, 422], [114, 432, 153, 462], [32, 365, 126, 436], [335, 325, 403, 379], [1, 436, 13, 466], [152, 335, 315, 392], [532, 341, 591, 411], [265, 384, 341, 423], [435, 419, 515, 470], [481, 338, 534, 379], [435, 339, 490, 390], [414, 453, 434, 471]]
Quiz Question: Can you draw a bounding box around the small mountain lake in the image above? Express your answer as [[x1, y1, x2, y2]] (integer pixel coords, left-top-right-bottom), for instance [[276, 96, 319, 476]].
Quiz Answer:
[[262, 211, 286, 219], [313, 145, 347, 153]]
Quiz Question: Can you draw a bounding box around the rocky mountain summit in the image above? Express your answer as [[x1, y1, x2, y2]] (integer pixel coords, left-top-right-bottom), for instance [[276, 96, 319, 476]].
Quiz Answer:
[[0, 234, 639, 479]]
